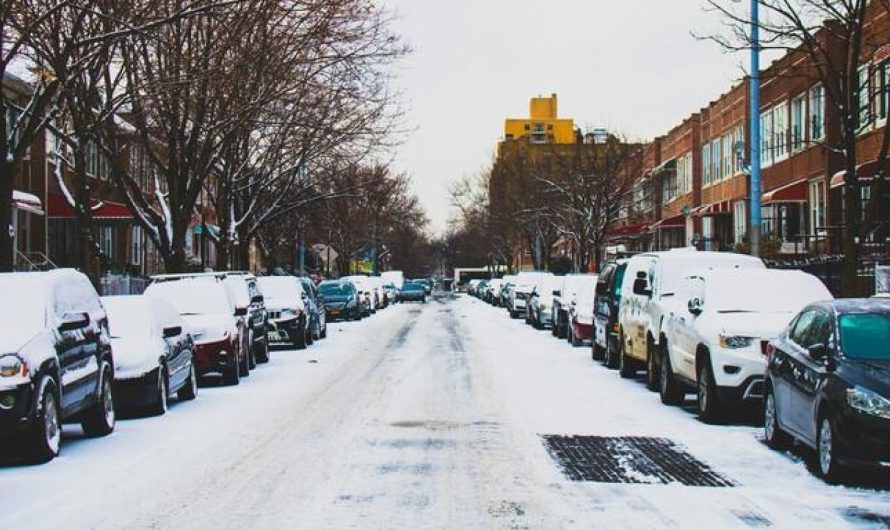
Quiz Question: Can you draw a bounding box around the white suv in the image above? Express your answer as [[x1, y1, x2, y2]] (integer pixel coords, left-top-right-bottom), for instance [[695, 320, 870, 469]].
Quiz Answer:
[[617, 249, 765, 388], [659, 268, 832, 422]]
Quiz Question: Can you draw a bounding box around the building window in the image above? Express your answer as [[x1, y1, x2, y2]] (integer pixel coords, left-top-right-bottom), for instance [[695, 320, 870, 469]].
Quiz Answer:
[[809, 84, 824, 141], [878, 61, 889, 123], [676, 152, 692, 194], [857, 65, 870, 129], [760, 109, 773, 166], [701, 144, 711, 187], [721, 134, 732, 178], [734, 201, 746, 244], [702, 216, 714, 251], [732, 125, 744, 173], [711, 140, 721, 181], [99, 226, 113, 260], [791, 95, 805, 151], [662, 172, 676, 204], [809, 180, 826, 237], [130, 225, 142, 265], [773, 102, 788, 161]]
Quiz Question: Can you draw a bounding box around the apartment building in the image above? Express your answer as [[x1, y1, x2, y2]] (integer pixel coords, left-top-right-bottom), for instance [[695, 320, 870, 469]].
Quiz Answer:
[[650, 114, 701, 250]]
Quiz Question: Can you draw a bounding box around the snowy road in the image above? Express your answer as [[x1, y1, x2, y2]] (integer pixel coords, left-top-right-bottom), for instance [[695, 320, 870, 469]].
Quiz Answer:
[[2, 294, 890, 529]]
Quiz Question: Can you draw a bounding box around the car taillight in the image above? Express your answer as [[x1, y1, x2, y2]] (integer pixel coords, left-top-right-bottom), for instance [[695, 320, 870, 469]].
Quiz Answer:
[[763, 342, 773, 361]]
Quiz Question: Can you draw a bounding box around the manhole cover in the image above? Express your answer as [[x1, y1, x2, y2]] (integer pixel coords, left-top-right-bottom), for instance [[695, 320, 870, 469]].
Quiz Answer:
[[542, 435, 735, 487]]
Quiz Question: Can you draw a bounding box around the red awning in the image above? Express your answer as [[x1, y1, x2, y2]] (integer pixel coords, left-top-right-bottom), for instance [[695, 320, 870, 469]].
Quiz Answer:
[[651, 214, 685, 229], [13, 190, 44, 215], [830, 159, 890, 189], [47, 194, 134, 219], [762, 178, 807, 204], [607, 222, 651, 237], [692, 200, 732, 217]]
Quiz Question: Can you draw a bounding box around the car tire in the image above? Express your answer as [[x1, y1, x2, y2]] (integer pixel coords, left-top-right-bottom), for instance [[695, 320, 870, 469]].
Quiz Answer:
[[645, 339, 659, 392], [592, 342, 606, 361], [27, 375, 61, 463], [320, 324, 327, 340], [223, 361, 240, 386], [306, 325, 315, 346], [551, 318, 559, 337], [256, 333, 270, 364], [816, 414, 844, 483], [81, 361, 116, 437], [697, 357, 723, 424], [618, 337, 635, 379], [571, 324, 583, 347], [247, 332, 257, 370], [763, 386, 791, 449], [178, 363, 198, 401], [295, 325, 308, 350], [605, 337, 619, 369], [660, 345, 684, 406], [147, 367, 168, 416], [238, 342, 250, 377]]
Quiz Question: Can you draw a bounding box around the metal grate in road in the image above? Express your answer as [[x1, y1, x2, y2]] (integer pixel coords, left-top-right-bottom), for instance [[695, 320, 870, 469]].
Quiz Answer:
[[542, 435, 735, 487]]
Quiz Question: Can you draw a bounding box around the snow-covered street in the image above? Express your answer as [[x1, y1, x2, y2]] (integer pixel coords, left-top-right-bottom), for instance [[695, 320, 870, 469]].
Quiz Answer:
[[2, 294, 890, 529]]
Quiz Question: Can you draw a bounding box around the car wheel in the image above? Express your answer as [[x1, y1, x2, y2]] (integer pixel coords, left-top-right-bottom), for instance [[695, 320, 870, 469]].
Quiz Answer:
[[178, 362, 198, 401], [660, 344, 684, 406], [256, 333, 270, 364], [295, 326, 308, 350], [645, 339, 659, 391], [223, 360, 241, 386], [592, 342, 606, 361], [320, 323, 327, 340], [763, 386, 791, 449], [571, 324, 583, 347], [306, 324, 315, 346], [247, 332, 258, 370], [82, 361, 116, 437], [618, 337, 635, 379], [238, 341, 250, 377], [148, 367, 168, 416], [605, 336, 619, 369], [27, 376, 61, 463], [817, 414, 844, 483], [697, 357, 722, 424], [551, 318, 559, 337]]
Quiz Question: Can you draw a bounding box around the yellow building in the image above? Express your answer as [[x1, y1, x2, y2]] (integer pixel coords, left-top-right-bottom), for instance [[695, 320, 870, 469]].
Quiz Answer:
[[504, 94, 576, 144]]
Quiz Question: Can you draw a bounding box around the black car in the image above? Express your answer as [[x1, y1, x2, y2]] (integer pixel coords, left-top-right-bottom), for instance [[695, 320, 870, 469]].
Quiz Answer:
[[298, 276, 327, 341], [318, 280, 362, 320], [400, 282, 427, 303], [0, 270, 116, 463], [223, 273, 269, 365], [764, 299, 890, 481], [593, 260, 628, 367]]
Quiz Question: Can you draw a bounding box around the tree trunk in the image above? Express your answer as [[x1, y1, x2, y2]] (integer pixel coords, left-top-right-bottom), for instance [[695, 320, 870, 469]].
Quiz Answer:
[[0, 161, 14, 271], [841, 122, 861, 297]]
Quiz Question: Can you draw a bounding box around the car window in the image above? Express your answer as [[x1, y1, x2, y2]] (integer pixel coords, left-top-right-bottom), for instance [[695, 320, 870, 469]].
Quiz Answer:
[[612, 264, 627, 301], [839, 313, 890, 360], [789, 309, 817, 346], [807, 311, 832, 347]]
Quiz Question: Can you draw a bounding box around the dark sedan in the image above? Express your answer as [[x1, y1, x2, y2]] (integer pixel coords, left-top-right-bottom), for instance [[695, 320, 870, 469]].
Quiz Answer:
[[318, 280, 362, 320], [764, 299, 890, 482], [400, 282, 427, 303]]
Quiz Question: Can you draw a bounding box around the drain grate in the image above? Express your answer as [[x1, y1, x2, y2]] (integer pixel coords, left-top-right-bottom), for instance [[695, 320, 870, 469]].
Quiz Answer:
[[542, 435, 735, 487]]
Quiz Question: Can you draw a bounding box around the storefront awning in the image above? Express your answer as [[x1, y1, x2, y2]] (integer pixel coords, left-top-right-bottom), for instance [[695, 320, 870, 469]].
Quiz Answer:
[[830, 159, 890, 189], [762, 178, 807, 204], [13, 190, 44, 216], [652, 158, 677, 175], [651, 213, 685, 229], [607, 222, 651, 237], [692, 200, 733, 217], [47, 194, 134, 219]]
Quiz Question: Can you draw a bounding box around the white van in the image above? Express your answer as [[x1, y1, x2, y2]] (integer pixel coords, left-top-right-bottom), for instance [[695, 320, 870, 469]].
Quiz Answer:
[[616, 249, 765, 387]]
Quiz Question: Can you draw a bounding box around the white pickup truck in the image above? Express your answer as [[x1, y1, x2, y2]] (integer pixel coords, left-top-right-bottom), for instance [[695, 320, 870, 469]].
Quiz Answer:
[[659, 268, 833, 422]]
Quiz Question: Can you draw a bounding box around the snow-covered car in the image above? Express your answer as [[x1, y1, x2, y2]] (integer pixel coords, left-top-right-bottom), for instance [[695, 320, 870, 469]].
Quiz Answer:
[[509, 272, 549, 319], [223, 273, 269, 365], [528, 275, 563, 329], [659, 269, 833, 422], [466, 279, 482, 296], [344, 275, 375, 315], [318, 280, 362, 320], [102, 295, 197, 415], [486, 279, 503, 305], [298, 276, 327, 341], [764, 299, 890, 482], [567, 274, 598, 347], [0, 270, 115, 463], [552, 274, 595, 339], [381, 270, 404, 290], [256, 276, 311, 349], [593, 261, 629, 366], [382, 282, 400, 304], [145, 276, 249, 385], [618, 249, 765, 387]]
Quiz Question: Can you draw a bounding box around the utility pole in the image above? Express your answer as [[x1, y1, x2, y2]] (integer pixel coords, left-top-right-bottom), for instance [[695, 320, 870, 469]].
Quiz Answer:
[[749, 0, 762, 257]]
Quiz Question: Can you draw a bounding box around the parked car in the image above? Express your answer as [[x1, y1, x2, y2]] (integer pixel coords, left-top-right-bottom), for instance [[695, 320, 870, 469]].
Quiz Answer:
[[529, 275, 563, 329], [400, 281, 427, 303], [146, 276, 249, 384], [593, 261, 629, 366], [0, 270, 115, 462], [617, 249, 765, 388], [486, 279, 503, 306], [764, 299, 890, 481], [344, 275, 374, 315], [510, 272, 549, 320], [552, 274, 595, 340], [298, 276, 327, 341], [466, 279, 482, 296], [318, 280, 363, 320], [412, 278, 433, 295], [382, 282, 400, 304], [102, 295, 197, 415], [567, 274, 598, 347], [256, 276, 310, 349], [223, 272, 269, 365], [659, 269, 833, 422], [381, 270, 405, 290]]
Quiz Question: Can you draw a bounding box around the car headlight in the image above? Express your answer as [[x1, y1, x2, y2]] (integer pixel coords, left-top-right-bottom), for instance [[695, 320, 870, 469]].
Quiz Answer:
[[0, 354, 27, 378], [719, 335, 754, 349], [846, 387, 890, 419]]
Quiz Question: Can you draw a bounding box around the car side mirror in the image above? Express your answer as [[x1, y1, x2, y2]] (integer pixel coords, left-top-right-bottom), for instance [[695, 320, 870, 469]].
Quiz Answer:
[[234, 306, 248, 317], [59, 312, 90, 331], [632, 278, 652, 297], [162, 325, 182, 338], [251, 294, 264, 304], [688, 298, 703, 316], [808, 343, 829, 361]]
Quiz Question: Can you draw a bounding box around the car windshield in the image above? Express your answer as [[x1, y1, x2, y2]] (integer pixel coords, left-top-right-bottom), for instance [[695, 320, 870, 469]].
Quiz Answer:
[[104, 298, 152, 340], [319, 282, 354, 296], [0, 275, 47, 331], [146, 279, 230, 315], [839, 313, 890, 360], [403, 283, 424, 291], [257, 277, 303, 304]]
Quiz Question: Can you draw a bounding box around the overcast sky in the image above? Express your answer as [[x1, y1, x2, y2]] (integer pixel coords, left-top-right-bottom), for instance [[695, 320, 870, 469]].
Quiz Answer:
[[384, 0, 750, 235]]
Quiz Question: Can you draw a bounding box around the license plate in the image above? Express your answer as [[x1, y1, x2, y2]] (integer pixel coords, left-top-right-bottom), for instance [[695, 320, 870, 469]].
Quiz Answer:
[[330, 310, 340, 316], [268, 331, 284, 342]]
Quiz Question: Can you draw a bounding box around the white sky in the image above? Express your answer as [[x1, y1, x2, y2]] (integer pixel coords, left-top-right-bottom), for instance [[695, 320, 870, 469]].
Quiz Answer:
[[384, 0, 750, 235]]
